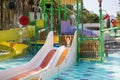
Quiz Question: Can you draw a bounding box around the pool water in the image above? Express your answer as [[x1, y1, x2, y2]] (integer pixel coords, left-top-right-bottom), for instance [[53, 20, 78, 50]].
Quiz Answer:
[[49, 52, 120, 80], [0, 54, 34, 71]]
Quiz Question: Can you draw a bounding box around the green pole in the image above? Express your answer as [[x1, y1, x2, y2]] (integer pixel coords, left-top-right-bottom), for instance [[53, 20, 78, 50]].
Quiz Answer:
[[81, 0, 84, 40], [43, 0, 47, 30], [28, 12, 30, 20], [38, 1, 42, 19], [76, 0, 79, 61], [58, 0, 62, 45], [34, 8, 38, 53], [64, 4, 67, 20], [99, 2, 103, 63], [50, 0, 53, 31]]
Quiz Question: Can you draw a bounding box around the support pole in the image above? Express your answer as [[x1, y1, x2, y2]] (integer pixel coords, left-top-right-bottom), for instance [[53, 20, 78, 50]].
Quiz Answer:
[[43, 0, 47, 30], [34, 6, 38, 53], [81, 0, 84, 39], [99, 2, 104, 63], [64, 4, 67, 20], [76, 0, 80, 61], [50, 0, 53, 31], [39, 7, 42, 19], [58, 0, 62, 45], [0, 0, 3, 29]]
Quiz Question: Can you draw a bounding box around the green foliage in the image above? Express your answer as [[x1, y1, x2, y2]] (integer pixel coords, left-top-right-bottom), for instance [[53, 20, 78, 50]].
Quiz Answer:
[[116, 13, 120, 23], [80, 9, 99, 23], [116, 13, 120, 29]]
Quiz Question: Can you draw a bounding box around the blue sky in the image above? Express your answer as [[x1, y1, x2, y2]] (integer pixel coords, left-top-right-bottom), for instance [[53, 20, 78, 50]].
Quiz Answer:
[[83, 0, 120, 17]]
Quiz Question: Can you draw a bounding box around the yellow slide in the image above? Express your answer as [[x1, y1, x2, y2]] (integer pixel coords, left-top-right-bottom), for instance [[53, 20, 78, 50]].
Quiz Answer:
[[0, 42, 28, 61]]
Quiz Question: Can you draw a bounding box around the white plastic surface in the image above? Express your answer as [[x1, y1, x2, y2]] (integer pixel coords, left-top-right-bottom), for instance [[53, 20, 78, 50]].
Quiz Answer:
[[39, 31, 77, 80], [0, 31, 53, 80], [22, 46, 66, 80]]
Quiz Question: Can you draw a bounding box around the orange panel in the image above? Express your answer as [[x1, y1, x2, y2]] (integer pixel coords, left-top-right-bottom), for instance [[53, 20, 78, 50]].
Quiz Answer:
[[61, 0, 76, 5], [56, 49, 69, 66]]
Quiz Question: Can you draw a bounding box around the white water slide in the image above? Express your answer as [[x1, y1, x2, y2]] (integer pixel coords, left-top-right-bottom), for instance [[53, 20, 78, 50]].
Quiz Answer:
[[0, 31, 77, 80]]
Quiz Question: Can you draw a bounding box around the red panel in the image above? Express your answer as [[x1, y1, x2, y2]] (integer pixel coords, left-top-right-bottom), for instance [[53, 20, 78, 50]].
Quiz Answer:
[[40, 50, 56, 68]]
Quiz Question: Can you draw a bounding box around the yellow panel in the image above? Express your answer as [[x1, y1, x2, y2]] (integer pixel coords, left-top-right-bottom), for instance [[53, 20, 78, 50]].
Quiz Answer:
[[0, 28, 20, 41], [61, 0, 76, 5], [0, 25, 35, 42], [54, 35, 59, 44], [36, 20, 44, 28]]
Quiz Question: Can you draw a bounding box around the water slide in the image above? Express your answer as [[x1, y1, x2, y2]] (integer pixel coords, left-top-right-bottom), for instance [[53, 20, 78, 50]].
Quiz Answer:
[[0, 31, 54, 79], [0, 25, 59, 61], [16, 46, 67, 80], [0, 43, 15, 61], [23, 31, 77, 80], [0, 25, 43, 61], [0, 31, 70, 80], [0, 30, 77, 80], [0, 42, 28, 61]]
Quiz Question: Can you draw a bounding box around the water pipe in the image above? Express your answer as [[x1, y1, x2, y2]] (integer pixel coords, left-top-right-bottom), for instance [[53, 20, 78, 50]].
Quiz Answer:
[[102, 27, 118, 32], [79, 38, 99, 41]]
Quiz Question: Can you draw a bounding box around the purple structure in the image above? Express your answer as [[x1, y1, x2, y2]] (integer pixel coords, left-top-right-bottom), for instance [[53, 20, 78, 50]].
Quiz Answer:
[[61, 21, 97, 37]]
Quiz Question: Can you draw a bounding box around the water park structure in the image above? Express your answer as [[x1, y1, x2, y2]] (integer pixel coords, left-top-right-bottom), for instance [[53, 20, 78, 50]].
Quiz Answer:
[[0, 0, 120, 80]]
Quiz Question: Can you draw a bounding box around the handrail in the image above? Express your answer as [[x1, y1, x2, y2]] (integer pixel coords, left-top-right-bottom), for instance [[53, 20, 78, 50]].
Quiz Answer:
[[102, 27, 118, 32]]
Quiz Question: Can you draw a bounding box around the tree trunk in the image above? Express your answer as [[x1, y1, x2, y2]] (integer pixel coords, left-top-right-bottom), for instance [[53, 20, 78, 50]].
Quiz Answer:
[[0, 0, 3, 29]]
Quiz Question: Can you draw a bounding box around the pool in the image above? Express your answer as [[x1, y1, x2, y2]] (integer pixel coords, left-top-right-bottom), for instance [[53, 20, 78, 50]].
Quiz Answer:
[[0, 54, 34, 71], [49, 52, 120, 80]]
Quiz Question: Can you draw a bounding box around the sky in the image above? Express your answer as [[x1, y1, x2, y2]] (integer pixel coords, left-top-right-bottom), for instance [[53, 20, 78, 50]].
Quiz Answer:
[[83, 0, 120, 17]]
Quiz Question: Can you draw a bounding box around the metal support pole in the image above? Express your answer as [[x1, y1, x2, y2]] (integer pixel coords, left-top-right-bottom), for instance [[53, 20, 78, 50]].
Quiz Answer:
[[43, 0, 47, 30], [50, 0, 53, 31], [0, 0, 3, 29], [34, 7, 38, 53], [81, 0, 84, 39], [99, 6, 104, 63], [58, 0, 62, 45], [76, 0, 80, 61], [39, 2, 43, 19], [64, 4, 67, 20]]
